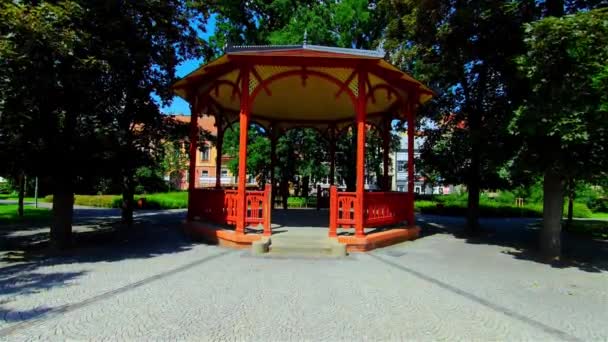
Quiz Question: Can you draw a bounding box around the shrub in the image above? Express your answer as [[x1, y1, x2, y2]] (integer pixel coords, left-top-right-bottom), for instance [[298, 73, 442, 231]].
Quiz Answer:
[[588, 197, 608, 213], [567, 202, 593, 218], [138, 192, 188, 209], [287, 197, 308, 208], [0, 181, 13, 194], [74, 195, 121, 208], [42, 193, 186, 209]]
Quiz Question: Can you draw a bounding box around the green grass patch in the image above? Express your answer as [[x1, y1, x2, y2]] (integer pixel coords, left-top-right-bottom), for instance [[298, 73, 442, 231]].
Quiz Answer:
[[138, 192, 188, 209], [44, 192, 189, 209], [0, 194, 36, 201], [0, 204, 51, 225], [285, 196, 317, 208], [590, 212, 608, 219], [415, 197, 593, 218]]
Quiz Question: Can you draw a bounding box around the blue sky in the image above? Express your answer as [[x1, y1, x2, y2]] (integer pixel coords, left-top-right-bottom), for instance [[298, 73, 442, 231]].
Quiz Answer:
[[159, 16, 216, 115]]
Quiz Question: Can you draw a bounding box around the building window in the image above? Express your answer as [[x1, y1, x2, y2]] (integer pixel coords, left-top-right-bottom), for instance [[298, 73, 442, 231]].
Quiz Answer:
[[397, 186, 404, 192], [397, 161, 406, 172], [439, 187, 444, 195], [201, 170, 209, 177], [200, 146, 210, 161], [415, 186, 421, 194], [221, 169, 228, 177]]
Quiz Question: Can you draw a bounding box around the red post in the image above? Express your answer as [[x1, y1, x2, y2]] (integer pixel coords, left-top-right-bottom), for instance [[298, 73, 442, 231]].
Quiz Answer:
[[236, 68, 250, 234], [407, 105, 416, 225], [215, 113, 224, 189], [355, 70, 367, 238], [187, 98, 199, 220], [382, 117, 390, 191], [263, 184, 272, 236], [329, 185, 338, 237], [270, 130, 277, 208]]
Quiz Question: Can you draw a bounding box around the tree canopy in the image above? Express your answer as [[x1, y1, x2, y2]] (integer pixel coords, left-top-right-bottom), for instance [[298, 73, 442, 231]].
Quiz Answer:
[[511, 8, 608, 258]]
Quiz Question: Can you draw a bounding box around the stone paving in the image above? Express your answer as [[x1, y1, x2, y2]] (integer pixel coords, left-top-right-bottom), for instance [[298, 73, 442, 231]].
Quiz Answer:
[[0, 209, 607, 341]]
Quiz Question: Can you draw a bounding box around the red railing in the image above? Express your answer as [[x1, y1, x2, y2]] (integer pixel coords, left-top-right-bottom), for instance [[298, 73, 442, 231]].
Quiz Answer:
[[328, 186, 415, 237], [329, 186, 357, 237], [188, 185, 272, 235], [224, 190, 238, 223], [364, 192, 413, 227]]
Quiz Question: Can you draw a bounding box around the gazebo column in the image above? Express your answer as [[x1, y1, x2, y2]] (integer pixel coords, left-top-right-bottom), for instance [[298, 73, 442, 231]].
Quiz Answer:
[[382, 118, 391, 191], [355, 71, 367, 238], [187, 97, 199, 220], [270, 128, 277, 208], [215, 113, 224, 189], [236, 69, 250, 234]]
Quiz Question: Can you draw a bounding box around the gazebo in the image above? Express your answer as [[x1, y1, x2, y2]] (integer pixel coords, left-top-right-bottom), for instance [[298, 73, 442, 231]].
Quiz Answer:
[[173, 43, 433, 251]]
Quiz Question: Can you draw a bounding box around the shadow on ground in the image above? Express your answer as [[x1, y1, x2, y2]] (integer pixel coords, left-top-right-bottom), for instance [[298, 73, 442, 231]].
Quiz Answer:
[[0, 209, 195, 325], [1, 210, 193, 265], [417, 214, 608, 273], [271, 208, 330, 228]]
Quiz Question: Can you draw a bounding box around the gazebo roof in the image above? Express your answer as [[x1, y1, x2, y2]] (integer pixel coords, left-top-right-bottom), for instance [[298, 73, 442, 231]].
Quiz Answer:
[[172, 44, 433, 132]]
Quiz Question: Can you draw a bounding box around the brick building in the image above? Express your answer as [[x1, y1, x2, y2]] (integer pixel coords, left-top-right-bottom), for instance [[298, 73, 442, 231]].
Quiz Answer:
[[167, 115, 235, 190]]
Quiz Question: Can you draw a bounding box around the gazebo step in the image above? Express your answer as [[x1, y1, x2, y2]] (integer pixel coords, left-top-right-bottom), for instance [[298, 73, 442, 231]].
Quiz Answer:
[[267, 233, 346, 257]]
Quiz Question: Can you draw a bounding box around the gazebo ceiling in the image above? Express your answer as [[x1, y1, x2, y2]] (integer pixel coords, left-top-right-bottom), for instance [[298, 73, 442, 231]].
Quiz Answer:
[[172, 44, 433, 130]]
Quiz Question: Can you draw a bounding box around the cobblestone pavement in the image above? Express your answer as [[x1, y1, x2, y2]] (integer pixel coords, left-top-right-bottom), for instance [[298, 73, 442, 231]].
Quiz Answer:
[[0, 210, 607, 341]]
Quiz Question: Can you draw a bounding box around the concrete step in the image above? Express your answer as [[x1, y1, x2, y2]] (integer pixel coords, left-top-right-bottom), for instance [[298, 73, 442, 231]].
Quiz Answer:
[[265, 234, 346, 257]]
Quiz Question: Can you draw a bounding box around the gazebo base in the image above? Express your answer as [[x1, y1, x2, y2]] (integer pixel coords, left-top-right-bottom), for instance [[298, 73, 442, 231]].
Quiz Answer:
[[183, 221, 263, 249], [183, 220, 420, 253], [337, 226, 421, 252]]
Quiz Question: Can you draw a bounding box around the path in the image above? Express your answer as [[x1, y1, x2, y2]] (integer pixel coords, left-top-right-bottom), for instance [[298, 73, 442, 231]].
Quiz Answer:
[[0, 208, 606, 340]]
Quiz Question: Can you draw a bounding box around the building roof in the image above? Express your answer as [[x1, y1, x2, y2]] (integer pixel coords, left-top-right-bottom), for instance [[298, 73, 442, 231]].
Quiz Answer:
[[172, 44, 433, 132], [165, 114, 217, 134]]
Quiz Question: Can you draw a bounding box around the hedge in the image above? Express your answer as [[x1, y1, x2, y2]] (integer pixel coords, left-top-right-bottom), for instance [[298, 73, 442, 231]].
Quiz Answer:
[[415, 199, 593, 218], [43, 192, 188, 209]]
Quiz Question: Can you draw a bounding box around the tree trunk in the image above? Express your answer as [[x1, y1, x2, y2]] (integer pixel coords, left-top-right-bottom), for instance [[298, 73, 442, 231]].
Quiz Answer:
[[17, 173, 25, 217], [566, 178, 574, 227], [302, 175, 309, 198], [121, 169, 135, 226], [51, 175, 74, 249], [545, 0, 564, 17], [281, 179, 288, 210], [466, 131, 481, 234], [541, 167, 564, 260]]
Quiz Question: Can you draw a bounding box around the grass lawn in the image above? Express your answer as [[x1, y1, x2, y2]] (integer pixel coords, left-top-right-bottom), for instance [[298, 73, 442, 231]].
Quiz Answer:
[[0, 194, 37, 201], [0, 204, 51, 225], [414, 198, 595, 218], [43, 192, 189, 209], [140, 192, 188, 209], [590, 212, 608, 219]]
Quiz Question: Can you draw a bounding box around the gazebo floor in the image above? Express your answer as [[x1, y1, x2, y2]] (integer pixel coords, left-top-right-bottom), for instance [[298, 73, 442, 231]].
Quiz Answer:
[[183, 208, 420, 253]]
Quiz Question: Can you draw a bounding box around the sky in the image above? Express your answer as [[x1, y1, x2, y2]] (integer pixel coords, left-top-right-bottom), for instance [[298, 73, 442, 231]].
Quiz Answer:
[[159, 15, 216, 115]]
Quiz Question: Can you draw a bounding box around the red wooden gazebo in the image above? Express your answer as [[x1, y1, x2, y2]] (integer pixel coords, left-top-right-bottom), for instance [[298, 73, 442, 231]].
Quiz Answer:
[[173, 43, 433, 251]]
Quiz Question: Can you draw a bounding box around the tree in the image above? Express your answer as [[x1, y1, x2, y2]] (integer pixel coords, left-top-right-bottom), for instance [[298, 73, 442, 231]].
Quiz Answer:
[[80, 1, 203, 225], [0, 1, 119, 247], [224, 125, 271, 185], [382, 0, 532, 233], [0, 0, 204, 246], [511, 8, 608, 259]]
